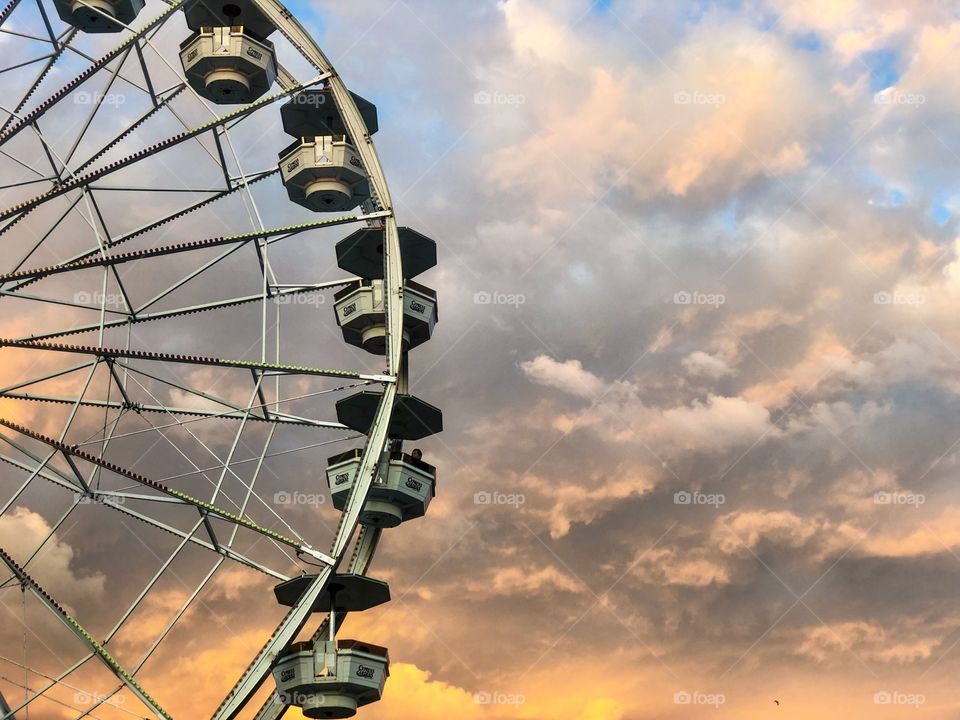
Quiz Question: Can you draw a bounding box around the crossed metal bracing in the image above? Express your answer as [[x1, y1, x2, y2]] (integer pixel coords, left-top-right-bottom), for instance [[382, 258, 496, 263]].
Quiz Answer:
[[0, 0, 406, 717]]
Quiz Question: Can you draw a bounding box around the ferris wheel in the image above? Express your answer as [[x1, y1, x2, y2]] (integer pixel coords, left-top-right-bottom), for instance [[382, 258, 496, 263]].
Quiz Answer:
[[0, 0, 442, 717]]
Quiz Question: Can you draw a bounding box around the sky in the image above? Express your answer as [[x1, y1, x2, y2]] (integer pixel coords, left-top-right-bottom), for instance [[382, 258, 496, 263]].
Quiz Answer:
[[4, 0, 960, 719]]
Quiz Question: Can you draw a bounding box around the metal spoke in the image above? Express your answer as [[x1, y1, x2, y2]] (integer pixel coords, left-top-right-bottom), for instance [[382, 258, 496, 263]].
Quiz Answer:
[[0, 446, 291, 579], [0, 417, 335, 563], [0, 338, 390, 381], [0, 214, 379, 284], [0, 548, 173, 720], [0, 1, 183, 145], [0, 78, 326, 222]]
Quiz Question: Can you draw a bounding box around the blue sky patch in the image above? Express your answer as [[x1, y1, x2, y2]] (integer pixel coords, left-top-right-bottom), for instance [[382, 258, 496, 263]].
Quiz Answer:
[[863, 48, 901, 91], [791, 32, 823, 52]]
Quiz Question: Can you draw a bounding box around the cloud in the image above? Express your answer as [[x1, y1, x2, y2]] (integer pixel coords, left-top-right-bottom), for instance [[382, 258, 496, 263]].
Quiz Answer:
[[478, 565, 585, 595], [356, 664, 483, 720], [521, 356, 776, 456], [0, 507, 106, 609], [632, 547, 732, 587], [650, 395, 778, 452], [520, 355, 607, 398], [765, 0, 950, 59], [486, 12, 828, 211], [794, 621, 941, 665], [682, 351, 734, 379], [863, 506, 960, 558], [712, 510, 864, 563], [134, 628, 288, 718], [574, 698, 626, 720], [522, 471, 656, 538]]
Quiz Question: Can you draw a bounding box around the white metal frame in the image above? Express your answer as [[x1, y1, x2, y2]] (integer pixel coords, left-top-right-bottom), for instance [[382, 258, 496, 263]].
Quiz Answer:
[[0, 0, 410, 716]]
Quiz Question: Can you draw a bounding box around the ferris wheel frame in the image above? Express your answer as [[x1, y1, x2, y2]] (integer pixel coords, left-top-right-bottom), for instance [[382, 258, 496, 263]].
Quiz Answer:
[[0, 0, 422, 717]]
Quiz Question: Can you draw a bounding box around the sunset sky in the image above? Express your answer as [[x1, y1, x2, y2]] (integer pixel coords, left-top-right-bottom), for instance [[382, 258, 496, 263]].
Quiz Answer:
[[3, 0, 960, 718]]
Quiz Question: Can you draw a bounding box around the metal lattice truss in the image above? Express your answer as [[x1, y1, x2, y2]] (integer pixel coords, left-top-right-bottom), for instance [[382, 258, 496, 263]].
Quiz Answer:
[[0, 0, 410, 717]]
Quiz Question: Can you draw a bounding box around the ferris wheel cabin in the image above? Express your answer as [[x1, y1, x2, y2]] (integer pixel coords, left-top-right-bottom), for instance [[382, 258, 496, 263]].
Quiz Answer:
[[278, 88, 379, 211], [333, 227, 439, 353], [273, 640, 389, 719], [178, 0, 278, 103], [272, 575, 392, 718], [326, 449, 436, 528], [53, 0, 144, 32]]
